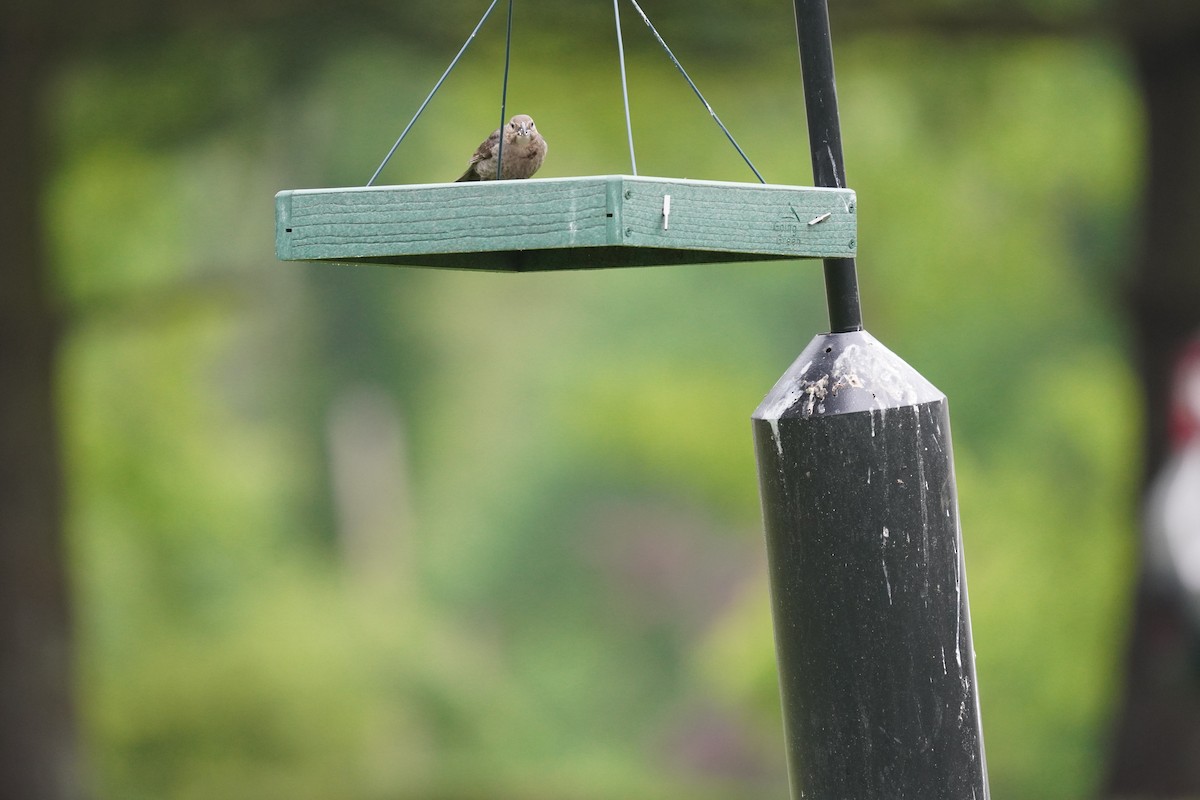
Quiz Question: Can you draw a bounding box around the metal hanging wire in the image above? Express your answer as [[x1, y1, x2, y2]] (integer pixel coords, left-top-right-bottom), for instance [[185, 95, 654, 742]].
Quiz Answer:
[[495, 0, 516, 178], [366, 0, 503, 186], [613, 0, 638, 175], [368, 0, 766, 185], [619, 0, 766, 184]]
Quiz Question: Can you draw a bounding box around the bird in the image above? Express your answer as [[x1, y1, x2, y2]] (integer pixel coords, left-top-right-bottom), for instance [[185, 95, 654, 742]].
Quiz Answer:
[[455, 114, 547, 182]]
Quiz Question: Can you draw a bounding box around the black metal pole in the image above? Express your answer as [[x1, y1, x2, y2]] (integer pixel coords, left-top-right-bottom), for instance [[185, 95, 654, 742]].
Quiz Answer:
[[794, 0, 862, 333], [750, 4, 992, 798]]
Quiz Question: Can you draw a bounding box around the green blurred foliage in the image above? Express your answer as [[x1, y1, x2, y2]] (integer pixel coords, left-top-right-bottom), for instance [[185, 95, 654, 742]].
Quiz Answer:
[[49, 5, 1138, 799]]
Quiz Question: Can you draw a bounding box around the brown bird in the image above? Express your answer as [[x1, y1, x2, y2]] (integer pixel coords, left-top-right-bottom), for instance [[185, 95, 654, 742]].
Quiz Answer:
[[455, 114, 547, 182]]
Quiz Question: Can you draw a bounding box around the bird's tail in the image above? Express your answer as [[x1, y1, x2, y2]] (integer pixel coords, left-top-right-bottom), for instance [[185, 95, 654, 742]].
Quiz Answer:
[[455, 169, 480, 182]]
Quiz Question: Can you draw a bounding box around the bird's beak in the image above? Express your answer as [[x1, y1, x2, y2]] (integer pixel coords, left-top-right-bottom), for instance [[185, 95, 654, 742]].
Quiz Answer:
[[516, 122, 531, 138]]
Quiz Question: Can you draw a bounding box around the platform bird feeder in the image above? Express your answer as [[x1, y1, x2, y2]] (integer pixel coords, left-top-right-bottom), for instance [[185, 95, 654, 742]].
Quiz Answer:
[[274, 0, 857, 273], [275, 176, 856, 272]]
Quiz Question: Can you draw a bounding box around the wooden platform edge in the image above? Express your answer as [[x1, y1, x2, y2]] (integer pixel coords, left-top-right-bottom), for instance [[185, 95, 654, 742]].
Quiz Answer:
[[275, 175, 857, 271]]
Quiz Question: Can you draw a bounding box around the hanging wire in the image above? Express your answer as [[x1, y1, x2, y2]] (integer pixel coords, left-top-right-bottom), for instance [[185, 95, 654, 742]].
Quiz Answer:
[[612, 0, 638, 175], [623, 0, 766, 184], [366, 0, 503, 186], [495, 0, 515, 178], [365, 0, 761, 185]]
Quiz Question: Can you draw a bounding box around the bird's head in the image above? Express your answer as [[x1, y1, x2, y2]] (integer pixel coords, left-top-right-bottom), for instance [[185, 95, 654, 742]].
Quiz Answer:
[[508, 114, 537, 142]]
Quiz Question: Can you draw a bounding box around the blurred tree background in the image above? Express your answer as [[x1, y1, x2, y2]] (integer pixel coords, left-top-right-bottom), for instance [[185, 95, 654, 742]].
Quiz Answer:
[[3, 0, 1200, 798]]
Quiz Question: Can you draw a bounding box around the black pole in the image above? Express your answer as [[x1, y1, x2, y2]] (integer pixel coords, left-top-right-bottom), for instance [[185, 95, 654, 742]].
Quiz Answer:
[[794, 0, 862, 333], [751, 4, 992, 798]]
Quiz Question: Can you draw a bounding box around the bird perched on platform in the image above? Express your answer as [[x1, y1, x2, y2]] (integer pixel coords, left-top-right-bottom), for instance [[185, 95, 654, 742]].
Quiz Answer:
[[455, 114, 547, 182]]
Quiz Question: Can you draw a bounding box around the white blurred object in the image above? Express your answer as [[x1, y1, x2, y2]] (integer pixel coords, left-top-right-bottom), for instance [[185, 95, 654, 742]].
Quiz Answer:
[[1146, 338, 1200, 620]]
